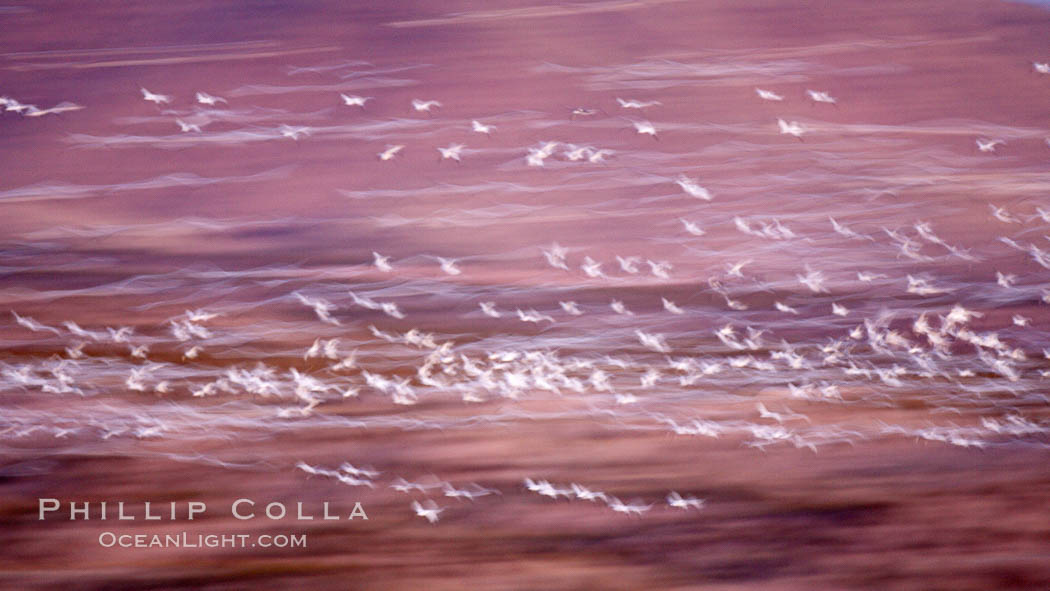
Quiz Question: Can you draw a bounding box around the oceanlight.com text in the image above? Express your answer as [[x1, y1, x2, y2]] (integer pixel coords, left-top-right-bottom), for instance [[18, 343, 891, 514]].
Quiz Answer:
[[98, 531, 307, 549]]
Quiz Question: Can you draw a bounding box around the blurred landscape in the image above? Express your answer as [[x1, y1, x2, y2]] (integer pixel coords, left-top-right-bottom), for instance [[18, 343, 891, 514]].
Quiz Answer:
[[2, 1, 1050, 589]]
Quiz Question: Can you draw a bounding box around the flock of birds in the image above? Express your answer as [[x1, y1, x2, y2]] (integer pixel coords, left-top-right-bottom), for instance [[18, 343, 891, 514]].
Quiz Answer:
[[296, 461, 703, 523], [4, 50, 1050, 526]]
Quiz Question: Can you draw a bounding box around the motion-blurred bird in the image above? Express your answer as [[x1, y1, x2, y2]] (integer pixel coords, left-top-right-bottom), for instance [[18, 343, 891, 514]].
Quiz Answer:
[[140, 88, 171, 104], [195, 91, 226, 105], [755, 88, 784, 101], [378, 144, 404, 161], [412, 99, 441, 113], [340, 94, 372, 107]]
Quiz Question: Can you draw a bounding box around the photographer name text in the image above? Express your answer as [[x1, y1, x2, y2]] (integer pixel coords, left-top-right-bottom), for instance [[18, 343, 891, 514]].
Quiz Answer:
[[38, 498, 368, 521]]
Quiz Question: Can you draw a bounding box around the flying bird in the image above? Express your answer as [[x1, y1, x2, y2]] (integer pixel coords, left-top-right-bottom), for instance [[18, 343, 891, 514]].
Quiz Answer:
[[176, 119, 201, 133], [279, 124, 310, 140], [340, 94, 372, 107], [140, 88, 172, 104], [195, 91, 226, 105], [777, 118, 805, 140], [631, 120, 658, 139], [438, 143, 466, 163], [373, 252, 393, 272], [412, 99, 441, 113], [411, 500, 444, 524], [437, 257, 461, 275], [976, 138, 1004, 153], [471, 120, 495, 134], [806, 89, 836, 104], [667, 491, 705, 510], [675, 175, 712, 200], [378, 144, 405, 161], [617, 98, 661, 109], [755, 88, 784, 101]]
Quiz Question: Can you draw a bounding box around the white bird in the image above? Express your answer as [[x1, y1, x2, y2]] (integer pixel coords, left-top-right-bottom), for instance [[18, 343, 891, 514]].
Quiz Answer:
[[373, 251, 393, 272], [279, 124, 310, 140], [570, 106, 599, 118], [412, 99, 441, 113], [437, 257, 461, 275], [516, 308, 554, 323], [857, 271, 886, 282], [11, 311, 60, 334], [526, 148, 549, 167], [340, 463, 380, 479], [411, 500, 444, 524], [755, 88, 784, 101], [906, 275, 951, 296], [829, 216, 863, 239], [380, 302, 404, 319], [304, 337, 334, 360], [294, 293, 340, 325], [648, 259, 673, 280], [348, 291, 380, 311], [479, 301, 501, 318], [662, 298, 684, 315], [588, 149, 614, 163], [616, 255, 641, 274], [610, 300, 633, 316], [675, 175, 712, 200], [140, 88, 172, 104], [976, 138, 1004, 153], [680, 218, 705, 236], [333, 350, 358, 371], [526, 141, 559, 167], [471, 120, 495, 134], [636, 330, 670, 353], [560, 301, 583, 316], [106, 326, 134, 343], [176, 119, 201, 133], [797, 268, 828, 293], [990, 205, 1018, 223], [581, 256, 604, 278], [1012, 314, 1030, 327], [775, 301, 800, 315], [666, 491, 705, 510], [443, 483, 499, 501], [438, 143, 465, 162], [340, 94, 372, 107], [185, 309, 219, 323], [777, 118, 805, 140], [378, 144, 404, 161], [996, 271, 1017, 288], [726, 259, 751, 278], [831, 303, 849, 317], [23, 102, 85, 117], [542, 243, 569, 270], [631, 120, 658, 139], [617, 98, 661, 109], [195, 91, 227, 105], [391, 478, 441, 494], [757, 402, 789, 423], [607, 497, 653, 516], [563, 145, 591, 161], [806, 89, 836, 104], [1034, 62, 1050, 74], [2, 97, 31, 112], [571, 483, 609, 502], [65, 341, 87, 359], [944, 304, 983, 327]]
